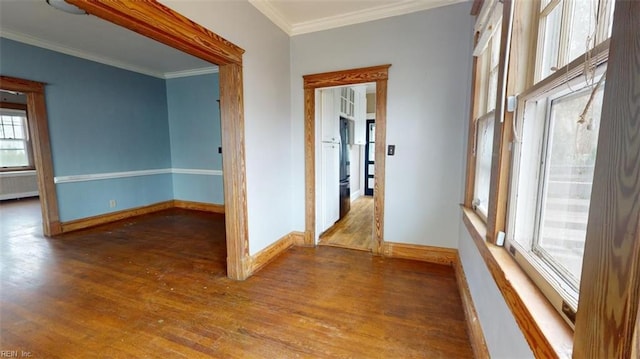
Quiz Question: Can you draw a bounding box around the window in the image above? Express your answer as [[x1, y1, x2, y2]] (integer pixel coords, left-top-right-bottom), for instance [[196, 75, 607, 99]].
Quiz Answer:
[[535, 0, 615, 82], [470, 0, 502, 219], [505, 0, 614, 326], [0, 109, 33, 170]]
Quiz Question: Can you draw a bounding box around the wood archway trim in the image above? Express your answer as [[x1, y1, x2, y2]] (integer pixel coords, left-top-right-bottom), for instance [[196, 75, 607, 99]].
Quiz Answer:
[[0, 75, 61, 236], [66, 0, 250, 280], [303, 64, 390, 254]]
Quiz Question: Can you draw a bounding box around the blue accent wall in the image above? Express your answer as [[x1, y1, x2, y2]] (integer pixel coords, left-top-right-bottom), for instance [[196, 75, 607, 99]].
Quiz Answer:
[[166, 74, 223, 204], [0, 38, 173, 221]]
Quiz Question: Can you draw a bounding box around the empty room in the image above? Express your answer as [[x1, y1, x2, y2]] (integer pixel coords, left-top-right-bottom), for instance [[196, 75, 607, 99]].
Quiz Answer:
[[0, 0, 638, 358]]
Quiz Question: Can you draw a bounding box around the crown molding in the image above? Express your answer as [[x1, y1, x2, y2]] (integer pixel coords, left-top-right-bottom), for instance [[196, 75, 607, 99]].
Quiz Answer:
[[1, 29, 218, 80], [0, 29, 165, 78], [164, 67, 219, 79], [291, 0, 467, 36], [248, 0, 292, 35], [250, 0, 466, 37]]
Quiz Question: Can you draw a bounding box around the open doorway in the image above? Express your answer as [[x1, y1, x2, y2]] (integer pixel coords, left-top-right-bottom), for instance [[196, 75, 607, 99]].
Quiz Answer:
[[316, 83, 376, 251], [0, 90, 44, 236], [303, 65, 390, 255]]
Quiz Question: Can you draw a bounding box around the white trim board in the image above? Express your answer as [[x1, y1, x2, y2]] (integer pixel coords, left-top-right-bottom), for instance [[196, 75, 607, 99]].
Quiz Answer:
[[0, 31, 218, 79], [54, 168, 223, 184], [250, 0, 467, 36], [0, 170, 37, 178], [0, 191, 39, 201]]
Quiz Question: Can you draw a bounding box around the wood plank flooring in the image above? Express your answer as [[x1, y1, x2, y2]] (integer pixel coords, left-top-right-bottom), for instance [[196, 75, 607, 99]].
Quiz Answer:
[[0, 207, 473, 358], [319, 196, 373, 251]]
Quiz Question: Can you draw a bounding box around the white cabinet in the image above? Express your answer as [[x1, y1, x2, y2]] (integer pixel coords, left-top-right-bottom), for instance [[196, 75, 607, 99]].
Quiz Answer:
[[321, 142, 340, 232], [339, 87, 355, 119], [352, 86, 367, 145], [321, 89, 340, 143]]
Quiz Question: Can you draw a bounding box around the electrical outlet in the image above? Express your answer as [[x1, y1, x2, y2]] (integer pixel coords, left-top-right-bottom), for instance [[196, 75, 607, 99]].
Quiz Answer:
[[109, 200, 116, 208]]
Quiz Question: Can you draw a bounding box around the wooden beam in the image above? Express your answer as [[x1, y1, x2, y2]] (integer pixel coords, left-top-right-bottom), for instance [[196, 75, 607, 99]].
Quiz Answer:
[[372, 78, 388, 255], [463, 33, 481, 208], [219, 63, 250, 280], [470, 0, 485, 16], [573, 1, 640, 357], [66, 0, 244, 65], [303, 65, 391, 89], [0, 102, 28, 111], [303, 88, 316, 246]]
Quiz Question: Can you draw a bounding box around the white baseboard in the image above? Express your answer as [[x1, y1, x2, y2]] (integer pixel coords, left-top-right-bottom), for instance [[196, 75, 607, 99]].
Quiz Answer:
[[0, 191, 39, 201], [350, 189, 362, 201]]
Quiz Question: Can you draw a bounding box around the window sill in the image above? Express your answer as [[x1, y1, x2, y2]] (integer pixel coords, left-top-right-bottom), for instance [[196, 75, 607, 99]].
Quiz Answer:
[[461, 206, 573, 358], [0, 169, 36, 176]]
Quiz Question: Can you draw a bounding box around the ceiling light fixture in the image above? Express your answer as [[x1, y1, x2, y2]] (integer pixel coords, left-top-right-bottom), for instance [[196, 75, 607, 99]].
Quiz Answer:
[[46, 0, 87, 15]]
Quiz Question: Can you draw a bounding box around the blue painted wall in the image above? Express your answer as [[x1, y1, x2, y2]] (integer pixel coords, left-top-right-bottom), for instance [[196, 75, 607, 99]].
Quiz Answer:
[[166, 74, 223, 204], [0, 38, 173, 221]]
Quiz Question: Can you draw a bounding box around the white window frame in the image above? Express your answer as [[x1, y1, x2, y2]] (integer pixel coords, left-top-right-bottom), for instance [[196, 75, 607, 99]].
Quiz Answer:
[[0, 108, 34, 171], [506, 52, 608, 328], [471, 0, 503, 221], [535, 0, 615, 82]]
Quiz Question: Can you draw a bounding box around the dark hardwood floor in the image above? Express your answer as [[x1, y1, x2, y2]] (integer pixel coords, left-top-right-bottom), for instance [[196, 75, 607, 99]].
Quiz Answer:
[[0, 207, 473, 358]]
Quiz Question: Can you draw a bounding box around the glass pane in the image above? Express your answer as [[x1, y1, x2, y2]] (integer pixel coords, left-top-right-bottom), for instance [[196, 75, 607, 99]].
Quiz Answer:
[[540, 3, 562, 80], [368, 164, 375, 175], [474, 115, 495, 217], [12, 117, 24, 139], [567, 0, 597, 64], [368, 177, 374, 189], [368, 147, 375, 162], [537, 84, 604, 286], [368, 123, 375, 142], [0, 139, 29, 167], [487, 69, 498, 112]]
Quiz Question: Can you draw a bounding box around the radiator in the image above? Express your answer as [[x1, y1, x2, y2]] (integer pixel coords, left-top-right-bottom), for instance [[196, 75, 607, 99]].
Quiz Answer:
[[0, 171, 39, 200]]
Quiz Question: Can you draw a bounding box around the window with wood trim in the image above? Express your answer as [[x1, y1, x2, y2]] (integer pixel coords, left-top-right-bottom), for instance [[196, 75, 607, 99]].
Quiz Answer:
[[470, 0, 502, 219], [535, 0, 615, 82], [0, 108, 33, 170], [505, 0, 614, 327]]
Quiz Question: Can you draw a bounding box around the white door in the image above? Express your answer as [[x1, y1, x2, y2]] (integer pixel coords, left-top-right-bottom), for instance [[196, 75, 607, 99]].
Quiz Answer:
[[321, 142, 340, 232]]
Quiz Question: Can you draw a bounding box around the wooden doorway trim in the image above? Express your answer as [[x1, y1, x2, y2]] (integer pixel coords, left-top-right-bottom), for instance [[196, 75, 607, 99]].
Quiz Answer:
[[0, 76, 61, 236], [67, 0, 251, 280], [303, 65, 390, 254]]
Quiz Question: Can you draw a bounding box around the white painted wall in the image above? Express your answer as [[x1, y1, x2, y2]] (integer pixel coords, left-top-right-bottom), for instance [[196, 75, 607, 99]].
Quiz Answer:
[[290, 2, 473, 248], [349, 144, 362, 200], [458, 223, 535, 358], [160, 0, 292, 255]]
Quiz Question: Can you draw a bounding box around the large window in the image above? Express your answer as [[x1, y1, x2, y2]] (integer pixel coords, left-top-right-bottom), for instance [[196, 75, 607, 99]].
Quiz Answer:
[[471, 0, 502, 220], [505, 0, 614, 326], [0, 109, 33, 170]]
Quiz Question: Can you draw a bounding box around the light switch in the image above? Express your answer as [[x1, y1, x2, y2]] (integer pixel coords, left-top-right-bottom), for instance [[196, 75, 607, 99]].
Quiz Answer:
[[387, 145, 395, 156]]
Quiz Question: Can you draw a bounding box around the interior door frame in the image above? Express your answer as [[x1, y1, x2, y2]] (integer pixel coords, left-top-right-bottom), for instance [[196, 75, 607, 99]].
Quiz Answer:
[[303, 65, 390, 254], [0, 76, 61, 236], [67, 0, 251, 280]]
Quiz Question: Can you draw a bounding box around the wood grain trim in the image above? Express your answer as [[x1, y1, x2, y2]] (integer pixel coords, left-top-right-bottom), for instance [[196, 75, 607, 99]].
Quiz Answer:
[[303, 65, 391, 89], [471, 0, 485, 16], [0, 102, 28, 111], [66, 0, 244, 65], [454, 257, 490, 359], [372, 79, 387, 255], [303, 88, 316, 246], [462, 207, 573, 358], [1, 76, 61, 236], [573, 2, 640, 357], [250, 233, 294, 274], [464, 38, 480, 208], [60, 200, 174, 233], [486, 0, 514, 244], [303, 66, 389, 253], [289, 231, 308, 247], [219, 63, 250, 280], [173, 200, 224, 214], [382, 242, 457, 266]]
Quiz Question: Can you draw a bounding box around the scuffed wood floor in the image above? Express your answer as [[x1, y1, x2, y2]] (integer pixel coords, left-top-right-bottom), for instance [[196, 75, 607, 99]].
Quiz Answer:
[[0, 206, 473, 358]]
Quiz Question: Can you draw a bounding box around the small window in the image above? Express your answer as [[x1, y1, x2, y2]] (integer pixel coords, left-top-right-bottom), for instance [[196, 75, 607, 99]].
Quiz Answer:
[[473, 112, 495, 219], [535, 0, 615, 82], [0, 109, 33, 170]]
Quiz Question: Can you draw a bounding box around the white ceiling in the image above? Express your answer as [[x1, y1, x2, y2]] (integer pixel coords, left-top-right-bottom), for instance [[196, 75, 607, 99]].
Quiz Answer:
[[249, 0, 466, 36], [0, 0, 464, 79]]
